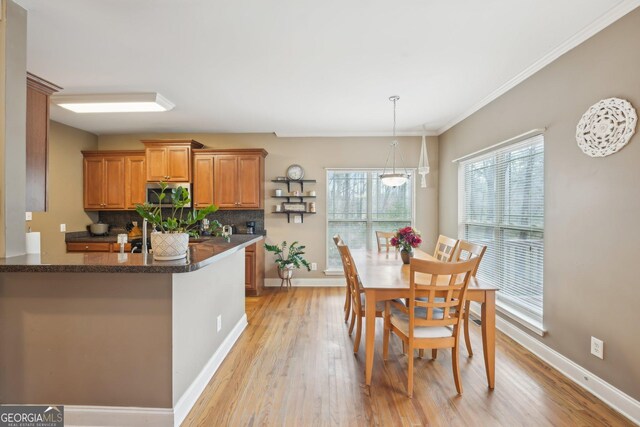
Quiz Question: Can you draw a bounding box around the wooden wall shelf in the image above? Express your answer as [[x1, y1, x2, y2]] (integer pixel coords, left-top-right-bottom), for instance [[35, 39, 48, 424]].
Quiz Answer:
[[272, 178, 317, 222]]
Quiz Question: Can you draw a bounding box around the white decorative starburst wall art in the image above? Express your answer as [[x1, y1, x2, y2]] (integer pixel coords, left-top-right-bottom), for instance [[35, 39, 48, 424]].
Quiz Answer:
[[576, 97, 637, 157]]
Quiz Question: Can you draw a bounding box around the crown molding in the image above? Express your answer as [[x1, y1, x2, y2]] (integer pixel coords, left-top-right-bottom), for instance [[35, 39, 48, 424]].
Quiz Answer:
[[274, 130, 437, 138], [436, 0, 640, 136]]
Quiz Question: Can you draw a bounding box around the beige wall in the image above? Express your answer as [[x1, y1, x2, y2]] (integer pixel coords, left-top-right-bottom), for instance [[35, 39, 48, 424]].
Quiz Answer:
[[30, 121, 98, 254], [438, 8, 640, 399], [98, 133, 438, 278], [0, 272, 173, 407], [1, 0, 28, 257]]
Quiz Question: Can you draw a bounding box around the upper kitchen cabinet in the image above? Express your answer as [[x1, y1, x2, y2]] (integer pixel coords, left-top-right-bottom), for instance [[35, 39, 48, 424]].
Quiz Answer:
[[26, 73, 61, 212], [125, 154, 146, 209], [193, 153, 214, 208], [83, 151, 145, 211], [142, 139, 204, 182], [194, 149, 267, 210]]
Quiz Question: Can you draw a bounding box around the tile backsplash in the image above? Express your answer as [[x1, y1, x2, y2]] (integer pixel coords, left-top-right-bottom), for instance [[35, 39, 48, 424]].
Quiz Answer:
[[98, 209, 265, 234]]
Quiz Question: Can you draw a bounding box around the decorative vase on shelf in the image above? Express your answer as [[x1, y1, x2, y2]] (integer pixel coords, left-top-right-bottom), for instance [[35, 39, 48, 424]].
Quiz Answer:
[[400, 249, 413, 264], [150, 232, 189, 261]]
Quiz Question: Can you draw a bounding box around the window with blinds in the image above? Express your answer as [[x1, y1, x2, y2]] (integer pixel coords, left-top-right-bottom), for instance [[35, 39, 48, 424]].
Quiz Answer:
[[326, 169, 414, 271], [459, 135, 544, 329]]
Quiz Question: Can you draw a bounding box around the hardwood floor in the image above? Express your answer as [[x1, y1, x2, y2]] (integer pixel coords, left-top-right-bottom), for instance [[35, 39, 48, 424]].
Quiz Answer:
[[182, 288, 632, 426]]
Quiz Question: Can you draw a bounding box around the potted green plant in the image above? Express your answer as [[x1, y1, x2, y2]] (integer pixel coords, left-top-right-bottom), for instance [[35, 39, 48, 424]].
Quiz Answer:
[[265, 241, 311, 288], [135, 183, 218, 260]]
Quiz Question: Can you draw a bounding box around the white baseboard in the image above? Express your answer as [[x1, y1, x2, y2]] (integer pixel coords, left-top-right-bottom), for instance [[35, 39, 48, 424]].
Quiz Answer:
[[65, 314, 248, 427], [65, 405, 173, 427], [468, 306, 640, 425], [173, 313, 248, 426], [265, 278, 345, 287]]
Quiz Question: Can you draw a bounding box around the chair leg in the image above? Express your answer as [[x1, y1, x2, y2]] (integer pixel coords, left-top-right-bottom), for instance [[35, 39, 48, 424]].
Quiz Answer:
[[452, 345, 463, 395], [344, 288, 351, 323], [407, 343, 414, 398], [464, 300, 473, 357], [348, 310, 356, 335], [383, 316, 390, 360], [432, 349, 438, 360], [353, 313, 362, 353]]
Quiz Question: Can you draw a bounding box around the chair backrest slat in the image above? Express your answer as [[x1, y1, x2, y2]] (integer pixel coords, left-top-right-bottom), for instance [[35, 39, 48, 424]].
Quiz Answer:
[[453, 240, 487, 276], [408, 257, 479, 332], [375, 231, 395, 253], [337, 243, 363, 312], [433, 235, 459, 262]]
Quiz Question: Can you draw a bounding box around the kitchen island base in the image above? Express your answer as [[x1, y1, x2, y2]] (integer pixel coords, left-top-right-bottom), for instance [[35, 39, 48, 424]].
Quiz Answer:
[[0, 236, 259, 427]]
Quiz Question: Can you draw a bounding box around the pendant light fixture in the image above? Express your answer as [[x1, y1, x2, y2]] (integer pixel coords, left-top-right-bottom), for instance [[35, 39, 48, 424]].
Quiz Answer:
[[380, 95, 409, 187]]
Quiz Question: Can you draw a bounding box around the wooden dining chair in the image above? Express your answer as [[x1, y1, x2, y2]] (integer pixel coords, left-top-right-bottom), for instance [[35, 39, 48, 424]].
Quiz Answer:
[[453, 240, 487, 357], [332, 234, 351, 323], [383, 257, 479, 397], [375, 231, 395, 253], [433, 235, 459, 262], [337, 243, 385, 353]]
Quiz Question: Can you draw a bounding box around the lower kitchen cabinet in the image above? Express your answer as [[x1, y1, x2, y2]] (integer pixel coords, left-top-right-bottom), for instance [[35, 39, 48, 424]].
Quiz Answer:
[[245, 242, 265, 296], [67, 242, 132, 253]]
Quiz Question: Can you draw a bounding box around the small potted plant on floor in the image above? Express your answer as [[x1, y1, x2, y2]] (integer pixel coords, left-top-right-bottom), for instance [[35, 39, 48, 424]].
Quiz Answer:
[[265, 241, 311, 289], [390, 226, 422, 264], [136, 183, 218, 260]]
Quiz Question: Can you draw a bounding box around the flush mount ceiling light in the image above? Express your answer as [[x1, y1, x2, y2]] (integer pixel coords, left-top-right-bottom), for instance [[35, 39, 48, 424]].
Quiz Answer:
[[380, 95, 409, 187], [51, 92, 175, 113]]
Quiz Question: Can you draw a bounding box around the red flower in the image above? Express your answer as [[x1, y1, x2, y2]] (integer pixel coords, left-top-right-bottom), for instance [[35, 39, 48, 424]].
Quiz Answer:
[[391, 227, 422, 250]]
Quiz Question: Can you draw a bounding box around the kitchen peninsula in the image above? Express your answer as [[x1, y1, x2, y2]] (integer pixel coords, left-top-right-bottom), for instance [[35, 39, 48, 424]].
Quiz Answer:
[[0, 234, 262, 427]]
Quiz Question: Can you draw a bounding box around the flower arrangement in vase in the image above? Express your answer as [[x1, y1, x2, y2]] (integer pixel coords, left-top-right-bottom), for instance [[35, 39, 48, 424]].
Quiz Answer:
[[390, 226, 422, 264]]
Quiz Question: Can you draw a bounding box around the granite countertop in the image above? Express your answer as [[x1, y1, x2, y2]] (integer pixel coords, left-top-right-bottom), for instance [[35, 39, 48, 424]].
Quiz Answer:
[[0, 235, 264, 273], [65, 231, 266, 243]]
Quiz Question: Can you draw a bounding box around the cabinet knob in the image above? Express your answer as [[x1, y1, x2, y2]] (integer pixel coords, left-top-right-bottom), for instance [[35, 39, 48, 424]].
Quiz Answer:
[[85, 246, 89, 249]]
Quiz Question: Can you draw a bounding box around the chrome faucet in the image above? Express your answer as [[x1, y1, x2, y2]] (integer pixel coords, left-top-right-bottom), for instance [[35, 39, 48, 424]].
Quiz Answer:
[[142, 219, 148, 254]]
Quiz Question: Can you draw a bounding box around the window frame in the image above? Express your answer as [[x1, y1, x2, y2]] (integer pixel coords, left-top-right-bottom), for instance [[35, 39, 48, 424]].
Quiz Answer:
[[325, 167, 416, 274], [457, 137, 546, 335]]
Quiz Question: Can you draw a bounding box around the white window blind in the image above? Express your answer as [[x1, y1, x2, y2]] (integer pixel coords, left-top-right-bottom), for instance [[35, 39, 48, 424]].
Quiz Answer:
[[326, 169, 414, 271], [459, 135, 544, 328]]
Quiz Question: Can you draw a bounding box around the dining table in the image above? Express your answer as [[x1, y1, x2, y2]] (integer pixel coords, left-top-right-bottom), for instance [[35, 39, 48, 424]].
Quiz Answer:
[[356, 248, 499, 390]]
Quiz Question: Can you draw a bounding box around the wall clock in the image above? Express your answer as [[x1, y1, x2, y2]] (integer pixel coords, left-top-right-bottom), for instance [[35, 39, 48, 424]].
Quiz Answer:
[[576, 97, 637, 157], [286, 164, 305, 180]]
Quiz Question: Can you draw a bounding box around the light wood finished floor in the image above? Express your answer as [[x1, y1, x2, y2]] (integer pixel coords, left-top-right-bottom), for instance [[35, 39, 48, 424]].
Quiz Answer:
[[182, 288, 632, 426]]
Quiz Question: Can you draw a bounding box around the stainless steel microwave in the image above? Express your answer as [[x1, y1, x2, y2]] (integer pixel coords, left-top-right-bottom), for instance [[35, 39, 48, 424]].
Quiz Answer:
[[146, 183, 192, 207]]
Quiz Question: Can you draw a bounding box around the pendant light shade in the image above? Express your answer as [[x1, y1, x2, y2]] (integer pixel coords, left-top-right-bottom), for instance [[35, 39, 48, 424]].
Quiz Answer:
[[380, 96, 409, 187]]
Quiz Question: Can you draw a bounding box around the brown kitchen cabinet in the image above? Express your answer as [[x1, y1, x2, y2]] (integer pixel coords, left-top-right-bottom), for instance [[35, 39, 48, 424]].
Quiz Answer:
[[245, 242, 265, 296], [83, 151, 146, 211], [142, 139, 204, 182], [125, 155, 146, 209], [66, 242, 132, 253], [192, 148, 267, 210], [83, 154, 125, 210], [192, 154, 214, 208], [26, 73, 61, 212]]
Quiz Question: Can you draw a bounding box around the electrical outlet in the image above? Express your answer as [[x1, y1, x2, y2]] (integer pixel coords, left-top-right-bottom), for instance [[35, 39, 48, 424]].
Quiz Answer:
[[60, 224, 66, 232], [217, 315, 222, 332], [311, 262, 317, 271], [591, 336, 604, 359], [25, 212, 32, 221]]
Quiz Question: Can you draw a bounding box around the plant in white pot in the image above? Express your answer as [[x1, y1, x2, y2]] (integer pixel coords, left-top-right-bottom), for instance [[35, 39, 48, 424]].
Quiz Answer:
[[265, 241, 311, 289], [135, 183, 218, 260]]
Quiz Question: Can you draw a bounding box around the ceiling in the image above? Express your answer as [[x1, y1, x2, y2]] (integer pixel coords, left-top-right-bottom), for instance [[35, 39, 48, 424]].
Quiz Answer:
[[15, 0, 639, 136]]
